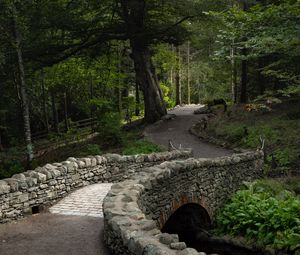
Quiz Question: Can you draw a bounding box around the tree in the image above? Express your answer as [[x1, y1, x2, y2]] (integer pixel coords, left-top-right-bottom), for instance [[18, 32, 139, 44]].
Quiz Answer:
[[15, 0, 200, 123], [2, 1, 34, 164]]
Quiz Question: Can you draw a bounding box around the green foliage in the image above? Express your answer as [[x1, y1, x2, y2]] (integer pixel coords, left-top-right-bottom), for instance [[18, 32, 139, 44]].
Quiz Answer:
[[160, 82, 175, 108], [123, 96, 140, 121], [89, 98, 122, 145], [216, 180, 300, 253], [97, 112, 122, 146], [122, 140, 162, 155], [242, 126, 279, 148], [0, 147, 25, 179], [0, 162, 24, 179], [79, 144, 102, 157], [215, 124, 245, 144], [284, 178, 300, 195], [212, 0, 300, 88], [268, 148, 297, 167]]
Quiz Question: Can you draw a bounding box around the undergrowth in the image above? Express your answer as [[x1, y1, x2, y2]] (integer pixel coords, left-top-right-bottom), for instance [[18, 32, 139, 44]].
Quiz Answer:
[[216, 180, 300, 254], [122, 140, 162, 155], [207, 99, 300, 172]]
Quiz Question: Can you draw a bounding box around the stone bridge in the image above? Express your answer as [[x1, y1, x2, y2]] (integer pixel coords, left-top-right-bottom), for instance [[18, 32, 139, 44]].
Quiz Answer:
[[0, 149, 264, 255], [103, 150, 264, 255]]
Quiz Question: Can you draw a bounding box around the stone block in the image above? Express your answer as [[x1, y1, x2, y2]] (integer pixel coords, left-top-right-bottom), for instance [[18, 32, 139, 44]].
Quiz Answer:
[[17, 193, 29, 203], [0, 180, 10, 194], [39, 184, 48, 189], [12, 173, 26, 181], [158, 233, 179, 245], [4, 178, 19, 192], [67, 162, 79, 173], [83, 158, 91, 167], [26, 177, 37, 187], [90, 157, 97, 166], [169, 242, 186, 250], [48, 169, 61, 178], [35, 167, 52, 179]]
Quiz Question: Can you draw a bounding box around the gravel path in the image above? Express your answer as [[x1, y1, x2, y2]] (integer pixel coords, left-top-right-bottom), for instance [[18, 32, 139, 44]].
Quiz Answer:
[[0, 105, 232, 255], [145, 105, 232, 158]]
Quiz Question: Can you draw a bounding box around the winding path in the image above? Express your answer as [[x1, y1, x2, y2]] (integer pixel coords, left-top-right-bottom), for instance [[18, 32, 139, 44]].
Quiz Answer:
[[0, 105, 231, 255], [145, 105, 232, 158]]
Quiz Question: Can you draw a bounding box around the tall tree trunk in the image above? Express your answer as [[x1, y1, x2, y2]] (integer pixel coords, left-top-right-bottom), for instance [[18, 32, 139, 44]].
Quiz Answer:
[[89, 74, 94, 131], [240, 47, 248, 103], [41, 69, 49, 132], [175, 46, 182, 105], [135, 78, 140, 116], [12, 7, 34, 164], [63, 91, 69, 132], [187, 42, 191, 104], [130, 41, 167, 123], [117, 46, 122, 114], [51, 91, 59, 132], [121, 0, 166, 123], [240, 0, 248, 104], [230, 44, 238, 103], [258, 58, 265, 95]]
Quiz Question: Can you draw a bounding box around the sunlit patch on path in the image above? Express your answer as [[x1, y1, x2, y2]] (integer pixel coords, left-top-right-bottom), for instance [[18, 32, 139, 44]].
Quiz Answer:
[[49, 183, 112, 217]]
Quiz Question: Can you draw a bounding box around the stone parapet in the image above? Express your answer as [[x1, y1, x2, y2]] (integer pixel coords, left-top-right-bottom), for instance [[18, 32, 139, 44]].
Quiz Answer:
[[0, 150, 192, 223], [103, 151, 264, 255]]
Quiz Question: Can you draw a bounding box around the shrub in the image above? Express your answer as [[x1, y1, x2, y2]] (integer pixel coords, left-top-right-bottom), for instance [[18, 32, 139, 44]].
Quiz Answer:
[[215, 124, 246, 144], [243, 126, 279, 148], [122, 140, 162, 155], [90, 98, 123, 145], [96, 112, 122, 146], [84, 144, 102, 156], [160, 82, 175, 109], [216, 180, 300, 253], [267, 148, 297, 167]]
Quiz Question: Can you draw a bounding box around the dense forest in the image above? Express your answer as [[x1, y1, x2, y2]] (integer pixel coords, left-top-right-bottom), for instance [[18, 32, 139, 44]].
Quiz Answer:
[[0, 0, 299, 169], [0, 0, 300, 254]]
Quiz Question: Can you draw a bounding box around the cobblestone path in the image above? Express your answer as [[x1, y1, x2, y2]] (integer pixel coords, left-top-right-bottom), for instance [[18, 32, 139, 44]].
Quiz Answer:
[[49, 183, 113, 217]]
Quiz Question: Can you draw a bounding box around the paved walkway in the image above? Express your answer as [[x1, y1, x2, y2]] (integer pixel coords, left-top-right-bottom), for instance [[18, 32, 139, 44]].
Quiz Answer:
[[49, 183, 112, 217], [145, 105, 232, 158], [0, 183, 113, 255], [0, 213, 110, 255]]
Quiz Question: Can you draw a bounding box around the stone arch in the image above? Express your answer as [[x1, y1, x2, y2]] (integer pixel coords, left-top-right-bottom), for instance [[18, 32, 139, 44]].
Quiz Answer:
[[161, 202, 212, 249], [157, 194, 212, 229]]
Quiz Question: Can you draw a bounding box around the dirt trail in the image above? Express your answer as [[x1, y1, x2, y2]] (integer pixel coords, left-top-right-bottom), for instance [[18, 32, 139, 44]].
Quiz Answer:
[[0, 105, 232, 255], [145, 105, 232, 158]]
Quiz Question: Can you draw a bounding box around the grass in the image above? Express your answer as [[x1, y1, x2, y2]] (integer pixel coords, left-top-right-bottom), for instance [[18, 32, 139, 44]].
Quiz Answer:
[[122, 140, 162, 155]]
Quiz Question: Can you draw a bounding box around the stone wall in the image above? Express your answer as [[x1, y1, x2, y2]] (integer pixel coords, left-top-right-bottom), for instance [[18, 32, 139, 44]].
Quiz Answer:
[[0, 150, 192, 223], [103, 151, 264, 255]]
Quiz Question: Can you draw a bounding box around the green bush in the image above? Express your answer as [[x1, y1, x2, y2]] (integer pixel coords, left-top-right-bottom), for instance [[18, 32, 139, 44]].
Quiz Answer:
[[83, 144, 102, 156], [216, 180, 300, 253], [97, 112, 122, 145], [0, 161, 24, 179], [160, 82, 175, 109], [267, 148, 297, 167], [122, 140, 162, 155], [243, 126, 279, 148], [215, 124, 246, 144], [89, 98, 123, 145]]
